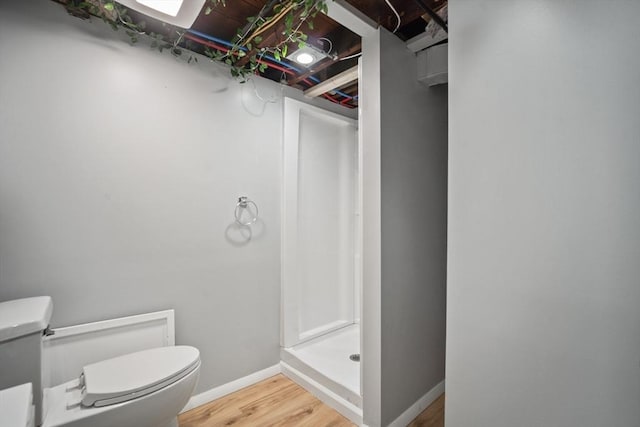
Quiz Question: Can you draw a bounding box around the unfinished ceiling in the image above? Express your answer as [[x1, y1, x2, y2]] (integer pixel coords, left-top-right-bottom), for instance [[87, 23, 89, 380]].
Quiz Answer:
[[55, 0, 448, 108]]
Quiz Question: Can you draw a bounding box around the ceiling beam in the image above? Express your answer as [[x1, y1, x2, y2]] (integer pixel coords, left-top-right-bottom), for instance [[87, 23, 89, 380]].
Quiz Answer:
[[304, 65, 359, 98], [324, 0, 377, 38]]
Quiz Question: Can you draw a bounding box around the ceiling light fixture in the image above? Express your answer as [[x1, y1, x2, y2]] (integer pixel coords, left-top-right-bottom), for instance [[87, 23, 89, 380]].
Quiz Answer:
[[115, 0, 206, 28], [295, 52, 315, 65], [286, 44, 329, 67]]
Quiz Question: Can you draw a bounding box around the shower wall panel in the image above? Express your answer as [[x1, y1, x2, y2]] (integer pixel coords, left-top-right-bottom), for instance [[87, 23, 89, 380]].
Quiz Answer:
[[282, 99, 359, 347]]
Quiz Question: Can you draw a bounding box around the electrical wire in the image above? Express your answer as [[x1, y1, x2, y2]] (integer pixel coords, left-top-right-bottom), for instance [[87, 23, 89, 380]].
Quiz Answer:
[[339, 52, 362, 61], [113, 5, 145, 34], [318, 37, 333, 55], [249, 78, 278, 104], [384, 0, 401, 33]]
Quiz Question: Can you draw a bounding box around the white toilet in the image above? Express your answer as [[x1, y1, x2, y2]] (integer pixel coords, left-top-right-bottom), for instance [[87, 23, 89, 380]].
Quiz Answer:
[[0, 296, 200, 427]]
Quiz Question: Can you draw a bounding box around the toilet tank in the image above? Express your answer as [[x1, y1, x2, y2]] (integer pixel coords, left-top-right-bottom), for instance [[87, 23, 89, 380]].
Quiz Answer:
[[0, 383, 35, 427], [0, 296, 53, 426]]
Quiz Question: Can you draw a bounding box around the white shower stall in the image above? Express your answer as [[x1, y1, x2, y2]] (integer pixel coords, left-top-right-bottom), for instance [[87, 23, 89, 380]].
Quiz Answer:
[[280, 98, 362, 420]]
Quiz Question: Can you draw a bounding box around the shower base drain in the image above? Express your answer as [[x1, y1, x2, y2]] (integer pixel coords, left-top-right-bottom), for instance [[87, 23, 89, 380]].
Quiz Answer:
[[349, 353, 360, 362]]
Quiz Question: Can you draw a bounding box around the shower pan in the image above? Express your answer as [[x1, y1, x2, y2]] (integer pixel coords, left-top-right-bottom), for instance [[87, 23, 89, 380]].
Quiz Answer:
[[281, 98, 362, 423]]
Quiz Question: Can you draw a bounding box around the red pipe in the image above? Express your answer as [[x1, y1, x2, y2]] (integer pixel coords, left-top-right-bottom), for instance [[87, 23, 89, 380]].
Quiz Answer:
[[323, 92, 342, 104]]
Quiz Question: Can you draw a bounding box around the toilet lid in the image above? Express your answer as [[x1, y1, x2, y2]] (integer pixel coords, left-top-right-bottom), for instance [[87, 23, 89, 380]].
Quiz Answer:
[[81, 346, 200, 407]]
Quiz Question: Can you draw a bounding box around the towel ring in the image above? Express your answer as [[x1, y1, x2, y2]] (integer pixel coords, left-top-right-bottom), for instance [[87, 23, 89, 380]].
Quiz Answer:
[[234, 196, 258, 226]]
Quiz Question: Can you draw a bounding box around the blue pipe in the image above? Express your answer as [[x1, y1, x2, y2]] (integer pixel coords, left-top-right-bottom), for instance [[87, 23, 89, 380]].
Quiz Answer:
[[186, 29, 355, 101], [187, 29, 242, 50]]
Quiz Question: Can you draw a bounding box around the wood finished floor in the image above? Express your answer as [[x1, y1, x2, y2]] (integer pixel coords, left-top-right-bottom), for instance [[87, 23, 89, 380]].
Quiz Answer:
[[407, 393, 445, 427], [178, 374, 445, 427]]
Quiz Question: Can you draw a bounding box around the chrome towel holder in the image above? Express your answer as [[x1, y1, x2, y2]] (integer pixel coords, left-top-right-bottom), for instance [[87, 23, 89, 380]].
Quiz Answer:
[[234, 196, 259, 226]]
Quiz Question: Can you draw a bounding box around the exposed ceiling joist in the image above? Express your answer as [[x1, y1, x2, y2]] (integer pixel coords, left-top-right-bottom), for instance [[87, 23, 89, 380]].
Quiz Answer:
[[304, 65, 359, 98]]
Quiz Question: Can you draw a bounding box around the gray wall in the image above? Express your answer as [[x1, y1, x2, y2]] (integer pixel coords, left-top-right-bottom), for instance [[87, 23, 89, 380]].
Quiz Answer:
[[447, 1, 640, 426], [0, 0, 350, 395], [379, 30, 448, 426]]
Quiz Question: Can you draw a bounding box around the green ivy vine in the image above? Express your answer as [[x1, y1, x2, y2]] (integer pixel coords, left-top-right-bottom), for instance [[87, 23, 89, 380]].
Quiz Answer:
[[62, 0, 328, 82]]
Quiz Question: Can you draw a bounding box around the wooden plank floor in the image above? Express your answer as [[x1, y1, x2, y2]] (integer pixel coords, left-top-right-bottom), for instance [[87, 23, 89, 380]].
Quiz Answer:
[[179, 374, 354, 427], [179, 374, 445, 427], [408, 394, 445, 427]]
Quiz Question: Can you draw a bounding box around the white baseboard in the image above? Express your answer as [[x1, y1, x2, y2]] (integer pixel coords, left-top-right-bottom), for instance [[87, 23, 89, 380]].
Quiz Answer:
[[281, 361, 363, 425], [387, 379, 445, 427], [180, 364, 281, 413]]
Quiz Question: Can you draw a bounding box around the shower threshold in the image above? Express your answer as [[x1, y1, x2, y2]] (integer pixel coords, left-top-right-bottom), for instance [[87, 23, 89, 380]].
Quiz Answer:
[[281, 324, 361, 410]]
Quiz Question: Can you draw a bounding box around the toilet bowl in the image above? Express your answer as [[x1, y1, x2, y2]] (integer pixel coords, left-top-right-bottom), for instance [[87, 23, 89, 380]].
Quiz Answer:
[[0, 297, 201, 427]]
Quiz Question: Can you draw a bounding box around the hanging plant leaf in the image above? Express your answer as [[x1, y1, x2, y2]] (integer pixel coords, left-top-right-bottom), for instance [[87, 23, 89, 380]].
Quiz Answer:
[[62, 0, 328, 83]]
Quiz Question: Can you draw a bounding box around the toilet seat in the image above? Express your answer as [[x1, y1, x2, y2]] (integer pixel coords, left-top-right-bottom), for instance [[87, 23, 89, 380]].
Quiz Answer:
[[81, 346, 200, 408]]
